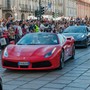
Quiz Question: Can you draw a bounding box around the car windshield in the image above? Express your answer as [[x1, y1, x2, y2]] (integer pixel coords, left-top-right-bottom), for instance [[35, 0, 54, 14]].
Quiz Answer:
[[17, 33, 59, 45], [63, 26, 86, 33]]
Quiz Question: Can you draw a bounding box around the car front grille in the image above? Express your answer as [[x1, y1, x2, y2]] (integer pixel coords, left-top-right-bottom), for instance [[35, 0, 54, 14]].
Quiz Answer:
[[32, 61, 52, 68], [20, 66, 29, 68], [3, 60, 52, 69], [3, 60, 18, 68], [75, 40, 86, 46]]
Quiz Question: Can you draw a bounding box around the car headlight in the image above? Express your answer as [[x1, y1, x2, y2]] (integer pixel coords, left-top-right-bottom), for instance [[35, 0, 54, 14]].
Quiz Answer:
[[4, 48, 8, 57], [81, 35, 85, 38], [44, 48, 56, 58]]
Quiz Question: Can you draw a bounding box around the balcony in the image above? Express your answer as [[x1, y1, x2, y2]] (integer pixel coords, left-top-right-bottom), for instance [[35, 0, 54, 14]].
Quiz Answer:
[[19, 4, 31, 12], [79, 0, 90, 4], [2, 7, 12, 11], [20, 7, 30, 12], [0, 5, 2, 9]]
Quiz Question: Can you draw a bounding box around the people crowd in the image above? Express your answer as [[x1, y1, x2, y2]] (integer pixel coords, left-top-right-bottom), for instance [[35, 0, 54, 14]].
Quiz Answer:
[[0, 16, 90, 49]]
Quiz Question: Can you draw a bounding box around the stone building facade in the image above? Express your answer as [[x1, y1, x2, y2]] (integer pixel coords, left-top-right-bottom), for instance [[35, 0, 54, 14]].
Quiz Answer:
[[64, 0, 77, 17], [0, 0, 2, 19], [2, 0, 64, 20], [77, 0, 90, 18], [1, 0, 90, 20]]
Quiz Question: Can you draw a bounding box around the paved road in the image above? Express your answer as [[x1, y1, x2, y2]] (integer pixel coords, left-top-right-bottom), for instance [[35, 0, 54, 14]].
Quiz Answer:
[[1, 47, 90, 90]]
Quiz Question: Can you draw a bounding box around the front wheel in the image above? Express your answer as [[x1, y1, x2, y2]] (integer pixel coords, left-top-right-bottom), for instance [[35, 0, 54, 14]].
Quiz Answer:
[[58, 51, 64, 70], [71, 45, 75, 59], [84, 39, 88, 48], [0, 85, 2, 90]]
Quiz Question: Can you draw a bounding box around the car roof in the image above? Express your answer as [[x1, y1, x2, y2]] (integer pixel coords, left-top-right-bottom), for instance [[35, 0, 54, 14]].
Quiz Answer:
[[68, 26, 87, 28], [26, 32, 59, 35]]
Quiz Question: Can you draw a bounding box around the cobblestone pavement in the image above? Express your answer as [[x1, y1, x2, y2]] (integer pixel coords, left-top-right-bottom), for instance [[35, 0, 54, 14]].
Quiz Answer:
[[1, 47, 90, 90]]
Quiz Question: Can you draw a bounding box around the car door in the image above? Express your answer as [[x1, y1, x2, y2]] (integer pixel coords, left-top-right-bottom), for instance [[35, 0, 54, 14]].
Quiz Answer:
[[87, 27, 90, 43], [58, 34, 71, 61], [64, 36, 73, 60]]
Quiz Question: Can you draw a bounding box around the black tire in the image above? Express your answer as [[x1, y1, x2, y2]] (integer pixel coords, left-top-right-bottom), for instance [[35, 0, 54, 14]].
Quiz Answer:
[[71, 45, 75, 59], [0, 85, 2, 90], [58, 51, 64, 70], [84, 40, 88, 48], [0, 79, 2, 90]]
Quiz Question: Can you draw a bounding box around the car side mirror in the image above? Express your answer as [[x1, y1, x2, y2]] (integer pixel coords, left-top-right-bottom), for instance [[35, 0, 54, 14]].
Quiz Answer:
[[87, 27, 90, 32], [88, 30, 90, 32], [10, 41, 15, 45], [67, 37, 71, 40], [66, 40, 71, 44], [66, 37, 74, 44]]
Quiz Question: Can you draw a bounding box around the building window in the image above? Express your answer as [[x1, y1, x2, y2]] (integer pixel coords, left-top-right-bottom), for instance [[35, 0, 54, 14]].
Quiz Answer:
[[29, 5, 31, 11], [7, 0, 11, 8]]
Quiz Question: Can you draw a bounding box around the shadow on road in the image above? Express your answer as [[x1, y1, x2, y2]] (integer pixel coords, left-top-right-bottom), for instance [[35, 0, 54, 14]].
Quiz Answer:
[[2, 68, 55, 74]]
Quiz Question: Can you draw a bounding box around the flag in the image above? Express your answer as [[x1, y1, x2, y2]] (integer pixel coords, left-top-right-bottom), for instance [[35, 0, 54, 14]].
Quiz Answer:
[[48, 2, 52, 8]]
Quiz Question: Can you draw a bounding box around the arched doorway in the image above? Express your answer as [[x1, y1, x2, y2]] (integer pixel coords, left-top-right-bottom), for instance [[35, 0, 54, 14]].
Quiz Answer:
[[5, 13, 12, 19], [21, 13, 25, 20]]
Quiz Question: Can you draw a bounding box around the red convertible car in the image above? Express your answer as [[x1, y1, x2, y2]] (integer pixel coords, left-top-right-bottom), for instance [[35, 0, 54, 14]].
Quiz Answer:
[[2, 33, 75, 70]]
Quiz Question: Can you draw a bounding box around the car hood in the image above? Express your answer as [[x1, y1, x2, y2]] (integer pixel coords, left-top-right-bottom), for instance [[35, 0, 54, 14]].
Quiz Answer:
[[63, 33, 86, 40], [7, 45, 58, 57]]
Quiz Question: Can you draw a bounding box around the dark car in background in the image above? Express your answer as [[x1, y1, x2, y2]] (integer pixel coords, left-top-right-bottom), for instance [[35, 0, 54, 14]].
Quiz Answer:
[[62, 26, 90, 47]]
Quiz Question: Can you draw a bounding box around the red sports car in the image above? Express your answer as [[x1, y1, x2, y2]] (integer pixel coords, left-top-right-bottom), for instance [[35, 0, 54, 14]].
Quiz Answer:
[[2, 33, 75, 70]]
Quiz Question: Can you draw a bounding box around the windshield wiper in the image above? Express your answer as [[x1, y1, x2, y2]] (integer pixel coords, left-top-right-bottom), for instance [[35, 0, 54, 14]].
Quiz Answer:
[[17, 44, 25, 45], [64, 32, 69, 33], [27, 44, 41, 45]]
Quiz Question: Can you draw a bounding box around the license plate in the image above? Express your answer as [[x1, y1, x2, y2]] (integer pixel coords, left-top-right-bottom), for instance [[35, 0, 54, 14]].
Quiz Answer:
[[18, 62, 30, 66]]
